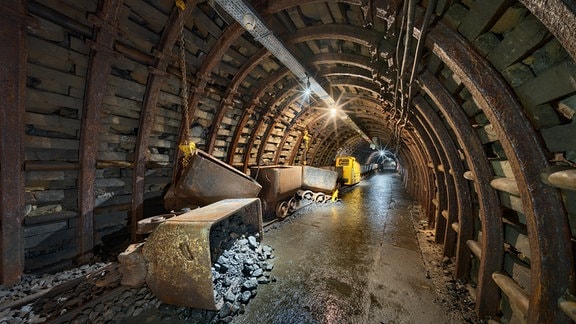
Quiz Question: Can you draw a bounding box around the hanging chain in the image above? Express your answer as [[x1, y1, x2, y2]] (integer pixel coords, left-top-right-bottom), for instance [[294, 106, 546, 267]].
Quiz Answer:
[[178, 9, 190, 142], [175, 1, 196, 172]]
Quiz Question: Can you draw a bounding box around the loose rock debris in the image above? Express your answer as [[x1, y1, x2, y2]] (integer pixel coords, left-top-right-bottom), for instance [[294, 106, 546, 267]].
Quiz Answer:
[[0, 235, 276, 323], [211, 234, 276, 322], [411, 205, 482, 323]]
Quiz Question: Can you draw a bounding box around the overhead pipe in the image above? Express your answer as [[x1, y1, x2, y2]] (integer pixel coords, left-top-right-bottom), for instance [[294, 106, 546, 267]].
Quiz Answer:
[[405, 0, 438, 122], [391, 1, 437, 157], [398, 0, 417, 112], [391, 0, 417, 155], [391, 0, 410, 120], [398, 0, 438, 137]]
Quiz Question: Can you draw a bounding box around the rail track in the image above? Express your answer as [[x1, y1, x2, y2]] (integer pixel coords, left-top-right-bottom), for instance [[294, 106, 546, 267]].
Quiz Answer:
[[1, 224, 271, 322], [0, 191, 342, 323]]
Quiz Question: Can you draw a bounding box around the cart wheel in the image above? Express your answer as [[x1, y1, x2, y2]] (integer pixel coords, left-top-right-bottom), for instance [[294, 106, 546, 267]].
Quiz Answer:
[[315, 193, 326, 203], [288, 197, 297, 213], [296, 190, 305, 200], [302, 190, 314, 200], [276, 200, 289, 219], [323, 194, 331, 203]]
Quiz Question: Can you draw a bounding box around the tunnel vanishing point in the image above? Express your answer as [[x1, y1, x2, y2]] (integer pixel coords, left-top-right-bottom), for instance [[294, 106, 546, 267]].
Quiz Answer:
[[1, 0, 576, 322]]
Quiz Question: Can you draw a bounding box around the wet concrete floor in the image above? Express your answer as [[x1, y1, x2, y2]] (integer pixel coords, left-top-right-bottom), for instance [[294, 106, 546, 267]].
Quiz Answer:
[[234, 171, 450, 323]]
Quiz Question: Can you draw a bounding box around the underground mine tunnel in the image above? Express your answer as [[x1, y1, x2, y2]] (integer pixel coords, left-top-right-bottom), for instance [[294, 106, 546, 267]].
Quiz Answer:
[[1, 0, 576, 323]]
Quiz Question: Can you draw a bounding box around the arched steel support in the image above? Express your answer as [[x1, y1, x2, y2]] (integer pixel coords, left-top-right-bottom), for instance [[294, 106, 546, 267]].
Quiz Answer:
[[425, 22, 574, 323], [418, 70, 504, 318], [413, 96, 473, 278]]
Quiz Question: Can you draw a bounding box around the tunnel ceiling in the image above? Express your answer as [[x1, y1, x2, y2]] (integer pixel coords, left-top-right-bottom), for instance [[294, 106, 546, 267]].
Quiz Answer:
[[88, 0, 572, 170], [179, 0, 407, 166]]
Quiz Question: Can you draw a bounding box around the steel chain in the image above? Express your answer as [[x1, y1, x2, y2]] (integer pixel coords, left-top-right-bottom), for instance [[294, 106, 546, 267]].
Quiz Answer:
[[178, 8, 190, 141]]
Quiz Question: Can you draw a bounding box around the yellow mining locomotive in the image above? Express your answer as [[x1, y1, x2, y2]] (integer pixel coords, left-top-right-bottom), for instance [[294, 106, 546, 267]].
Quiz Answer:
[[335, 156, 362, 186]]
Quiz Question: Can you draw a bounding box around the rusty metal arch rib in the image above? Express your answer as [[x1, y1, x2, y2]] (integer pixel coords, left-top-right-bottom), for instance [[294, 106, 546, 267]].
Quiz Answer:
[[243, 44, 386, 168], [260, 43, 388, 168], [261, 0, 363, 16], [413, 96, 473, 278], [519, 0, 576, 61], [407, 113, 446, 231], [240, 69, 293, 171], [273, 109, 314, 164], [206, 1, 381, 168], [0, 0, 26, 284], [206, 47, 272, 154], [176, 22, 245, 155], [309, 52, 374, 70], [308, 113, 390, 165], [418, 70, 503, 318], [78, 0, 123, 261], [131, 3, 196, 243], [310, 112, 390, 165], [425, 22, 574, 323], [402, 130, 432, 209], [285, 23, 393, 52], [227, 68, 291, 165], [246, 78, 304, 171]]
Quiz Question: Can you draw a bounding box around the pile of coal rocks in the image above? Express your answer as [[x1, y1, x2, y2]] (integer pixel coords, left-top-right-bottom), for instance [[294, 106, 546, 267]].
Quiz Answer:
[[210, 233, 275, 322]]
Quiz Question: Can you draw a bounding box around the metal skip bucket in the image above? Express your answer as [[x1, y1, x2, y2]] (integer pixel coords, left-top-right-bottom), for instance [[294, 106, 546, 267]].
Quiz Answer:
[[251, 165, 302, 220], [164, 149, 262, 210], [301, 166, 338, 193], [142, 198, 263, 310]]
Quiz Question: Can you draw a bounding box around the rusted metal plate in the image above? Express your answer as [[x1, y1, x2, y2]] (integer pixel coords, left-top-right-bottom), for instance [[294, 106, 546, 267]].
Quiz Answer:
[[301, 166, 338, 193], [136, 214, 175, 234], [142, 198, 262, 310], [173, 149, 262, 206]]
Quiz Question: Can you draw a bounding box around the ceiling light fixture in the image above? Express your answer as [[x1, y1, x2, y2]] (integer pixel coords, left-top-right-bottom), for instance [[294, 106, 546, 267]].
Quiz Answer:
[[242, 13, 256, 31], [303, 74, 312, 97], [330, 107, 338, 117]]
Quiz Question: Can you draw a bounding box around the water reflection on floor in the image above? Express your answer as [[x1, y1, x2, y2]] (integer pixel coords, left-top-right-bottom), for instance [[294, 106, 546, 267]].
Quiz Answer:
[[234, 171, 449, 324]]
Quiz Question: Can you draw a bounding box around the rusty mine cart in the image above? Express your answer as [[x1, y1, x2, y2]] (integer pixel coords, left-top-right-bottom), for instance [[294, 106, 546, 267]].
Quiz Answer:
[[118, 149, 338, 310]]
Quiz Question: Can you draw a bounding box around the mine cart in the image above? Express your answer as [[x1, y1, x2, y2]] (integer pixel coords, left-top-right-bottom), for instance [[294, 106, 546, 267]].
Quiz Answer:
[[301, 166, 338, 193], [164, 149, 262, 210], [251, 165, 303, 220], [119, 198, 263, 310]]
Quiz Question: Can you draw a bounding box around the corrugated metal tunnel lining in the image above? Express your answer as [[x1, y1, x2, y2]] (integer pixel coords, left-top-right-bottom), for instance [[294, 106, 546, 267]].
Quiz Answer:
[[1, 0, 576, 322]]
